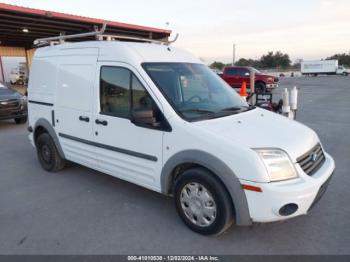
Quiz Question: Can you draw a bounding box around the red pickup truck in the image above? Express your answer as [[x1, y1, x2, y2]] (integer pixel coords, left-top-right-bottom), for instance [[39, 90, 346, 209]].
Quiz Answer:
[[221, 66, 279, 92]]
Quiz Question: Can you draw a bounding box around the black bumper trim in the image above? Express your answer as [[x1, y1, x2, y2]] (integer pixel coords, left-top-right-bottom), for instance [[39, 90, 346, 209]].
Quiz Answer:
[[308, 173, 334, 212]]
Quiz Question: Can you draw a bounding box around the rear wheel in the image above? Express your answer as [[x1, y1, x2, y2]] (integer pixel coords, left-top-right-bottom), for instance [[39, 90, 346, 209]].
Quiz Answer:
[[36, 133, 65, 172], [174, 168, 234, 235], [14, 116, 27, 124]]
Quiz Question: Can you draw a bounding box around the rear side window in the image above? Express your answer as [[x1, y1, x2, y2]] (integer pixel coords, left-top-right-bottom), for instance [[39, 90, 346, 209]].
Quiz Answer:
[[100, 67, 131, 118], [225, 68, 238, 76]]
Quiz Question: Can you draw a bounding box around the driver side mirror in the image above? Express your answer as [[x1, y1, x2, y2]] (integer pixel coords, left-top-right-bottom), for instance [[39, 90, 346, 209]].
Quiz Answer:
[[131, 109, 160, 128]]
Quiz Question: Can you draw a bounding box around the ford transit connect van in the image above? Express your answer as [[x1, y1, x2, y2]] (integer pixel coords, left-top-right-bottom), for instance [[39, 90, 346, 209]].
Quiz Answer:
[[28, 41, 335, 235]]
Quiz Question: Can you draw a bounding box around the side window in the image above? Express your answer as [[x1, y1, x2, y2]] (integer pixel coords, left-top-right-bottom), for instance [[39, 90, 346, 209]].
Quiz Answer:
[[100, 66, 169, 130], [237, 68, 250, 76], [225, 68, 237, 76], [132, 74, 153, 112], [100, 67, 131, 118]]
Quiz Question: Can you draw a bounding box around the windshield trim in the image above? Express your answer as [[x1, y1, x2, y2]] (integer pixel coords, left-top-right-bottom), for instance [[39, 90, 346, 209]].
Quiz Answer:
[[141, 62, 253, 122]]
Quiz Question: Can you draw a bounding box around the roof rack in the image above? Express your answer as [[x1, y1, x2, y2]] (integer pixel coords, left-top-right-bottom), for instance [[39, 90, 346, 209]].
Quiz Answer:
[[97, 33, 178, 45], [33, 23, 178, 46]]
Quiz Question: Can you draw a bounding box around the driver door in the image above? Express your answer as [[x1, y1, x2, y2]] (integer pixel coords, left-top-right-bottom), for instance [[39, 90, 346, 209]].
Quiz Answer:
[[92, 62, 165, 191]]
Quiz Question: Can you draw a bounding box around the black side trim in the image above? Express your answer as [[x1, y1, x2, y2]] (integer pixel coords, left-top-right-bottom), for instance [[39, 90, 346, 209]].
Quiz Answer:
[[28, 100, 54, 106], [51, 110, 55, 127], [58, 133, 158, 162]]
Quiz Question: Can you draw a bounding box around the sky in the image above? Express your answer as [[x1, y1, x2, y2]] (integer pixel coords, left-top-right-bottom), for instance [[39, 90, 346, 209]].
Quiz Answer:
[[2, 0, 350, 64]]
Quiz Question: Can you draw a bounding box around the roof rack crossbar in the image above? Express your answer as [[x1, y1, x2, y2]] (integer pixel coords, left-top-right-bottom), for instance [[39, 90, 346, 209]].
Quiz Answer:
[[33, 23, 107, 45]]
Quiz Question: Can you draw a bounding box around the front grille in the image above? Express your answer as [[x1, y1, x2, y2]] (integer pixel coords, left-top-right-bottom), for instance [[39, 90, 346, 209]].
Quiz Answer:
[[297, 143, 325, 176]]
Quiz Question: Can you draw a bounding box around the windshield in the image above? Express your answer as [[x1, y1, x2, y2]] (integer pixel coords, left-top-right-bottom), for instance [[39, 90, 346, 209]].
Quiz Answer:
[[143, 63, 251, 121]]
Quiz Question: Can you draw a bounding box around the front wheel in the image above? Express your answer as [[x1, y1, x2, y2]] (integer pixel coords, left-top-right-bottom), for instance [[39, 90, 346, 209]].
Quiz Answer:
[[255, 82, 266, 93], [36, 133, 65, 172], [343, 72, 349, 76], [174, 168, 234, 235]]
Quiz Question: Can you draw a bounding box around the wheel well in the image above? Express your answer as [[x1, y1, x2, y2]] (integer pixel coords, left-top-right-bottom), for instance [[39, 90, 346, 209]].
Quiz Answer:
[[167, 163, 228, 194], [167, 162, 236, 217], [255, 80, 265, 86], [168, 163, 200, 194], [34, 126, 48, 145]]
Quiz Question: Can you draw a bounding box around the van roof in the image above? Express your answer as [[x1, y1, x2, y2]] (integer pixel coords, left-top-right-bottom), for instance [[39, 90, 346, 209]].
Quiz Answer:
[[34, 41, 201, 65]]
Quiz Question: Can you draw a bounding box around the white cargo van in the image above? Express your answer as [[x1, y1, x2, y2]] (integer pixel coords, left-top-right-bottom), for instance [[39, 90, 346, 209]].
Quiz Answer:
[[28, 37, 335, 235]]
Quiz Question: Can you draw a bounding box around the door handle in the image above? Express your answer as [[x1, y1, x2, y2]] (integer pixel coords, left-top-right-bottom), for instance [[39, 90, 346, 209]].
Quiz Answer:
[[79, 116, 90, 122], [95, 119, 108, 126]]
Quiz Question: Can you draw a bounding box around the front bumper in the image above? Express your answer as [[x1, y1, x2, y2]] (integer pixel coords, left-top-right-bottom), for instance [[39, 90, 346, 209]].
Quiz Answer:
[[242, 152, 335, 223], [266, 83, 278, 89], [0, 111, 27, 120], [0, 101, 27, 120]]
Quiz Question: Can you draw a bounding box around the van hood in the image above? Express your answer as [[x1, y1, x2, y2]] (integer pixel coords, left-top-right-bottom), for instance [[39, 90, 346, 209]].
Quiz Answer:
[[194, 108, 318, 162]]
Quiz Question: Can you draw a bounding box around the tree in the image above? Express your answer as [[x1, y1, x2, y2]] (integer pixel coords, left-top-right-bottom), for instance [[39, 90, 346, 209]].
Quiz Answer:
[[209, 51, 293, 70], [326, 53, 350, 67], [235, 58, 261, 68], [260, 51, 291, 69], [209, 61, 226, 70]]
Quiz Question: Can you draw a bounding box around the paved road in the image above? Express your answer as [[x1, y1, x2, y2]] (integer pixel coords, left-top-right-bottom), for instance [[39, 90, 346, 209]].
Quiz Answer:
[[0, 76, 349, 254]]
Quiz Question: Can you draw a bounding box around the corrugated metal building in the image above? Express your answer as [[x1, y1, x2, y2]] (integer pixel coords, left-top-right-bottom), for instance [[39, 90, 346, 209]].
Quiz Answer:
[[0, 3, 171, 84]]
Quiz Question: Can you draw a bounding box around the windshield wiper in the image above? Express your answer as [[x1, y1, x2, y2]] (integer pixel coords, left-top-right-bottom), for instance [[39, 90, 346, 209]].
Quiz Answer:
[[179, 108, 216, 114], [219, 105, 255, 112]]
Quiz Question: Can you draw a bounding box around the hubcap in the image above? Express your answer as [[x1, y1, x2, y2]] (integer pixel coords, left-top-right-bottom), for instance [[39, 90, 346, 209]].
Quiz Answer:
[[41, 145, 51, 163], [180, 182, 217, 227]]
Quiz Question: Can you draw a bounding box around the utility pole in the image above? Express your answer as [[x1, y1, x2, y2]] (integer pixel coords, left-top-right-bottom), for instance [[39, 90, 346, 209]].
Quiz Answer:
[[232, 44, 236, 66]]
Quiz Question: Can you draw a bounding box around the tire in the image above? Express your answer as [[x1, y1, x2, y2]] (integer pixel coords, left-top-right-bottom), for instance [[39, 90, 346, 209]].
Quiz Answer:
[[255, 82, 266, 93], [174, 167, 234, 235], [36, 133, 65, 172], [343, 72, 349, 76], [14, 116, 27, 124]]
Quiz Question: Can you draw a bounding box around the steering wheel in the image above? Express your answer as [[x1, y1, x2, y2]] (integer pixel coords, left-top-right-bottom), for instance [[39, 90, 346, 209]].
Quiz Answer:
[[187, 95, 203, 103]]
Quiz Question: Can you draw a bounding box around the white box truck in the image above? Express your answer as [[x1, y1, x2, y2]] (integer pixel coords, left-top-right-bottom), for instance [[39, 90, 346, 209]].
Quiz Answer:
[[301, 60, 349, 76]]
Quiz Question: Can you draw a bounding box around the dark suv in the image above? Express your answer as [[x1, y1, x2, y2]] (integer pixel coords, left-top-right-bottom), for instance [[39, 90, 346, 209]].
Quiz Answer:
[[0, 82, 27, 124]]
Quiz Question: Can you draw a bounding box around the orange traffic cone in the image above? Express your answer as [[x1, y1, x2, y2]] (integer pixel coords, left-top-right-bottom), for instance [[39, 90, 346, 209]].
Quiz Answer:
[[240, 81, 247, 100]]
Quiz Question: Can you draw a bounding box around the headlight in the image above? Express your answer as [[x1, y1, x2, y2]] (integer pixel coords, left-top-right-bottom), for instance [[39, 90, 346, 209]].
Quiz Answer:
[[20, 96, 27, 104], [255, 149, 298, 182]]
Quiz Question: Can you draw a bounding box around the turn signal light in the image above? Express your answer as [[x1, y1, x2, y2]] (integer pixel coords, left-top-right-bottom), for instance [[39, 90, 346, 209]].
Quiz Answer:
[[241, 184, 262, 192]]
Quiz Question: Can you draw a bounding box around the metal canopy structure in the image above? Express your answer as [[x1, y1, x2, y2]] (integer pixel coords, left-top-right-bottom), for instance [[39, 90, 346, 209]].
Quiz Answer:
[[0, 3, 171, 48]]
